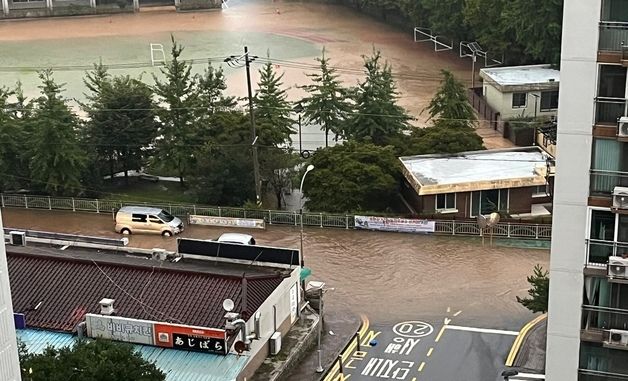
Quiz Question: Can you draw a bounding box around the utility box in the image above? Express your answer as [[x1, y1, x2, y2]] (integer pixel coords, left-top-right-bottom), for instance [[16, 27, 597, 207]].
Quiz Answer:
[[9, 231, 26, 246], [270, 331, 282, 355]]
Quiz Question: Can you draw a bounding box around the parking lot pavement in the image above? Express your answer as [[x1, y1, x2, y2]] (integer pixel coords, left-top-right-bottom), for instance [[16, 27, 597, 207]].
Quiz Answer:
[[334, 313, 518, 381]]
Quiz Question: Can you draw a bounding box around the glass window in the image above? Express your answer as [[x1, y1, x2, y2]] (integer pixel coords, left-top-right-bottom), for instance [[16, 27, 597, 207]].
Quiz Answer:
[[590, 139, 628, 194], [131, 213, 147, 223], [512, 92, 527, 108], [470, 190, 509, 216], [158, 210, 175, 222], [436, 193, 456, 210], [540, 90, 559, 111], [591, 210, 616, 241], [602, 0, 628, 22], [148, 215, 163, 224], [598, 65, 627, 98], [471, 191, 480, 217]]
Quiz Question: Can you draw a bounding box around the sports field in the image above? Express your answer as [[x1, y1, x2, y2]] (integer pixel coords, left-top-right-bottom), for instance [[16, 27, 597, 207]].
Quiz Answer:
[[0, 0, 511, 147]]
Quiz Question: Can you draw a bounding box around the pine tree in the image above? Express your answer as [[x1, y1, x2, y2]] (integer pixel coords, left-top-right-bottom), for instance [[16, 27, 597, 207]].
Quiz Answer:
[[197, 63, 236, 114], [152, 37, 200, 186], [424, 69, 477, 128], [517, 264, 549, 313], [29, 69, 86, 195], [344, 49, 411, 146], [299, 47, 352, 147], [254, 61, 294, 146]]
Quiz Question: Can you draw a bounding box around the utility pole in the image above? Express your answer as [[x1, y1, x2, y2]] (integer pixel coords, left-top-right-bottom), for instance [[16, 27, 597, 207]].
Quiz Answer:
[[225, 46, 262, 205]]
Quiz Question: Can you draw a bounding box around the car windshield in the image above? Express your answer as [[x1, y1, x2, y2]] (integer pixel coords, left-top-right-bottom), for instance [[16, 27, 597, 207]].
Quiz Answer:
[[158, 210, 175, 223]]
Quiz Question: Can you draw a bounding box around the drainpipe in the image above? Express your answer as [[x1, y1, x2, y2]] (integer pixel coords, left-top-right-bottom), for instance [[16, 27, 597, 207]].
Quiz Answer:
[[1, 0, 8, 16], [232, 319, 256, 346]]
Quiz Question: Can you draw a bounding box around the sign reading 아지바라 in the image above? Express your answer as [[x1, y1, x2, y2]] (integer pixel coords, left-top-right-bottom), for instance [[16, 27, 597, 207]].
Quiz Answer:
[[188, 215, 265, 230], [354, 216, 435, 234], [85, 314, 155, 345]]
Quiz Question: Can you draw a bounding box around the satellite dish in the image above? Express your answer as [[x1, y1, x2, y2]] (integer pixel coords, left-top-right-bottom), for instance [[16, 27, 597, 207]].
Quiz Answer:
[[234, 341, 247, 354], [223, 299, 235, 312], [477, 214, 488, 229], [488, 212, 501, 227]]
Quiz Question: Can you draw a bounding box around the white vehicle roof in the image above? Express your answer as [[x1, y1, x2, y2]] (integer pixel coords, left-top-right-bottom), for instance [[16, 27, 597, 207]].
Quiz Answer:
[[118, 206, 166, 215], [217, 233, 254, 245]]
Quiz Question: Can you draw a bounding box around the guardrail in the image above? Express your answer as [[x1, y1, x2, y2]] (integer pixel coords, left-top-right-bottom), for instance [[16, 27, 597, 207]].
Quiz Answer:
[[0, 194, 552, 240], [585, 239, 628, 267]]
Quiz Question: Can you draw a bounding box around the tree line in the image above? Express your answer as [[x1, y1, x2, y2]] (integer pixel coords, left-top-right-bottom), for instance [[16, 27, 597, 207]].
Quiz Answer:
[[0, 38, 483, 213], [328, 0, 564, 66]]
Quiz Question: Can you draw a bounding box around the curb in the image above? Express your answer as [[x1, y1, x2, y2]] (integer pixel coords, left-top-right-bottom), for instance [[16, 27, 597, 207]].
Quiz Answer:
[[505, 314, 547, 367], [320, 314, 369, 381]]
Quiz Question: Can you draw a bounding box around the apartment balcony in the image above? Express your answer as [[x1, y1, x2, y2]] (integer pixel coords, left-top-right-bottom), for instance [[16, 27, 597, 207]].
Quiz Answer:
[[599, 22, 628, 53], [595, 97, 626, 126], [590, 170, 628, 196], [583, 305, 628, 332], [586, 239, 628, 268]]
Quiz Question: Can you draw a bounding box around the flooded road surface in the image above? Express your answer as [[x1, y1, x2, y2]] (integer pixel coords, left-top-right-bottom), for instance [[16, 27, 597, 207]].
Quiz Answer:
[[2, 208, 548, 330]]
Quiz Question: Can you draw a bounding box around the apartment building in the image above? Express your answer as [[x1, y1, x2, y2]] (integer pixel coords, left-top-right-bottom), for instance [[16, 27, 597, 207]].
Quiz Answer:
[[546, 0, 628, 380], [0, 211, 21, 381]]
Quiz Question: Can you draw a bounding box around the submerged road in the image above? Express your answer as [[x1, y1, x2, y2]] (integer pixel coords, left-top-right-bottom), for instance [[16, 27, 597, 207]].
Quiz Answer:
[[2, 208, 549, 380]]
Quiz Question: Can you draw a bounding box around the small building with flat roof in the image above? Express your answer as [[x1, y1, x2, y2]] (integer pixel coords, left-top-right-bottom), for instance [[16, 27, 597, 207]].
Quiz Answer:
[[479, 64, 560, 120], [399, 147, 554, 219]]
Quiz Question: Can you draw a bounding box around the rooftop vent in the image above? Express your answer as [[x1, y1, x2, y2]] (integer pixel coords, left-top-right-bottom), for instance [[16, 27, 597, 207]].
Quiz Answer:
[[99, 298, 115, 316]]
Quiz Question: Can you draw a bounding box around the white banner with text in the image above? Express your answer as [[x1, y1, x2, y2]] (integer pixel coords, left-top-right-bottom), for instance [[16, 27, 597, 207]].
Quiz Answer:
[[354, 216, 435, 234]]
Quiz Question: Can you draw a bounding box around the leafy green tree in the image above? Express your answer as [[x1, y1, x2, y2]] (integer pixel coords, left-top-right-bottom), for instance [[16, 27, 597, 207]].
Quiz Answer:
[[188, 111, 255, 206], [420, 0, 469, 41], [303, 141, 400, 213], [0, 86, 26, 192], [261, 148, 300, 209], [197, 63, 236, 114], [84, 65, 158, 183], [424, 70, 476, 128], [391, 123, 484, 156], [254, 61, 294, 146], [299, 47, 353, 147], [19, 339, 165, 381], [153, 37, 200, 185], [517, 264, 549, 313], [344, 49, 411, 145], [28, 70, 86, 195], [503, 0, 563, 65]]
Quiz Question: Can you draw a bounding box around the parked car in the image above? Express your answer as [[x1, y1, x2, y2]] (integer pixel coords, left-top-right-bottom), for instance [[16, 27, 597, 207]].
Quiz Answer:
[[216, 233, 256, 245], [114, 206, 183, 237]]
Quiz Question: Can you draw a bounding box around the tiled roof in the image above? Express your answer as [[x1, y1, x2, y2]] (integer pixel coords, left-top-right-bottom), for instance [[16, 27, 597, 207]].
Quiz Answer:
[[17, 329, 248, 381], [8, 252, 284, 332]]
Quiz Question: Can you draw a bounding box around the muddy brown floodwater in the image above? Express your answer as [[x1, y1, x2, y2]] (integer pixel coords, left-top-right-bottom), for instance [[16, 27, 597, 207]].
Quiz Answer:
[[2, 208, 548, 330]]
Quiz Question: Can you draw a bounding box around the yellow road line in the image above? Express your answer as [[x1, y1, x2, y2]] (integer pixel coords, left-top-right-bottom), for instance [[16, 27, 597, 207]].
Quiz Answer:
[[426, 347, 434, 357], [435, 324, 447, 343], [324, 315, 370, 381], [418, 361, 425, 372], [505, 314, 547, 367]]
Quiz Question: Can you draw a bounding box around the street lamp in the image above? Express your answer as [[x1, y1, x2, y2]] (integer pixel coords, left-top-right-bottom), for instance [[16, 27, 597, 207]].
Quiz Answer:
[[299, 164, 314, 268], [293, 103, 304, 155]]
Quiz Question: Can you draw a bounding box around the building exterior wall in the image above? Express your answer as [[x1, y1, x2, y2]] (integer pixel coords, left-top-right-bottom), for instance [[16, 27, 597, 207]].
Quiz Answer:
[[483, 83, 559, 120], [545, 1, 600, 380], [238, 267, 300, 381], [0, 210, 22, 381]]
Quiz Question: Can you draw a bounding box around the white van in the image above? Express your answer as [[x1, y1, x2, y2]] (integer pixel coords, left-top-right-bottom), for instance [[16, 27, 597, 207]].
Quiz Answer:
[[115, 206, 184, 237]]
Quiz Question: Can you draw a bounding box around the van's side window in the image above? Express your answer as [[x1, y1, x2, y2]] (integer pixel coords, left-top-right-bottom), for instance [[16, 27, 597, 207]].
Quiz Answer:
[[132, 213, 147, 223], [148, 215, 163, 224]]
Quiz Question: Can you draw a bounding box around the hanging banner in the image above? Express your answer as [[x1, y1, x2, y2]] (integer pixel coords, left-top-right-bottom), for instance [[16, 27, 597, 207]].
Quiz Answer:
[[188, 215, 266, 230], [354, 215, 435, 234]]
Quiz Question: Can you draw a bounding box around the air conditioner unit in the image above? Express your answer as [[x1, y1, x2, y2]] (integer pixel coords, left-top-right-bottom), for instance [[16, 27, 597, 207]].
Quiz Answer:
[[269, 331, 282, 355], [9, 231, 26, 246], [606, 329, 628, 347], [608, 256, 628, 280], [619, 117, 628, 141], [613, 187, 628, 210]]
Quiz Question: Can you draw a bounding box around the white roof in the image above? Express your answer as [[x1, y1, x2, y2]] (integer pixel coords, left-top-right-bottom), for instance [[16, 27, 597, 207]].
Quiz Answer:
[[217, 233, 254, 245], [480, 64, 559, 86], [400, 147, 552, 195], [119, 206, 164, 215]]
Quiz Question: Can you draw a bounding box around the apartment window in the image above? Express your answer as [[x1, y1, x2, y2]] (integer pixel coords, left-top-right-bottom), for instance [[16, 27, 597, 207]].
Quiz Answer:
[[470, 189, 508, 217], [532, 185, 547, 198], [590, 139, 628, 194], [580, 342, 628, 376], [602, 0, 628, 22], [540, 90, 559, 111], [436, 193, 456, 211], [598, 65, 627, 98], [512, 92, 527, 108]]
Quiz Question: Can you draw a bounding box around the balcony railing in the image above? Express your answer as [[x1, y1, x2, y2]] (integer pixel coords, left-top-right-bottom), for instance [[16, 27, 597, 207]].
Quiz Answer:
[[590, 169, 628, 195], [582, 305, 628, 331], [579, 369, 628, 380], [595, 97, 626, 125], [599, 22, 628, 51], [586, 239, 628, 267]]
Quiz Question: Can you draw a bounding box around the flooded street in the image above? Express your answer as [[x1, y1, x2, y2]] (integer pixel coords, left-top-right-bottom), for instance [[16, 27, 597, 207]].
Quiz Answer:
[[2, 208, 548, 330]]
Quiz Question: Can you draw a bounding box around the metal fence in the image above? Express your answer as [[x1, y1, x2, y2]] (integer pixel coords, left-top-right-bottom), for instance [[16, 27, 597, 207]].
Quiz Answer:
[[0, 194, 552, 240]]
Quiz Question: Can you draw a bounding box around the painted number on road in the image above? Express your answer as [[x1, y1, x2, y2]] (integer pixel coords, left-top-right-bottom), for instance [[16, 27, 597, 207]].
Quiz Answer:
[[392, 321, 434, 338]]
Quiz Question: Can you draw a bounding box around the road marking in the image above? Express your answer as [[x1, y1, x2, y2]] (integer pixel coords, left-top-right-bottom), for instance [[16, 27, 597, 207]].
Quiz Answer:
[[443, 317, 451, 325], [445, 325, 519, 335], [411, 378, 417, 381], [453, 310, 462, 317], [393, 321, 434, 338], [418, 361, 425, 372], [447, 306, 451, 313], [434, 325, 446, 342], [60, 245, 69, 250], [426, 347, 434, 357], [510, 373, 546, 380]]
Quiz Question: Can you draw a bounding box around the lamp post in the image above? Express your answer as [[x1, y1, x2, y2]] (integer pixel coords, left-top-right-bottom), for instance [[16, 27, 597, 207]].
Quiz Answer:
[[293, 103, 304, 155], [299, 164, 315, 268], [316, 286, 326, 373], [225, 47, 262, 206]]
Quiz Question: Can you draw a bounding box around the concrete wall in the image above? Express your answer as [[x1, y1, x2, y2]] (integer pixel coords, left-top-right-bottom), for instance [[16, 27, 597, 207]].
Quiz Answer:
[[483, 83, 559, 120], [0, 210, 22, 381], [545, 1, 600, 380], [238, 267, 300, 381]]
